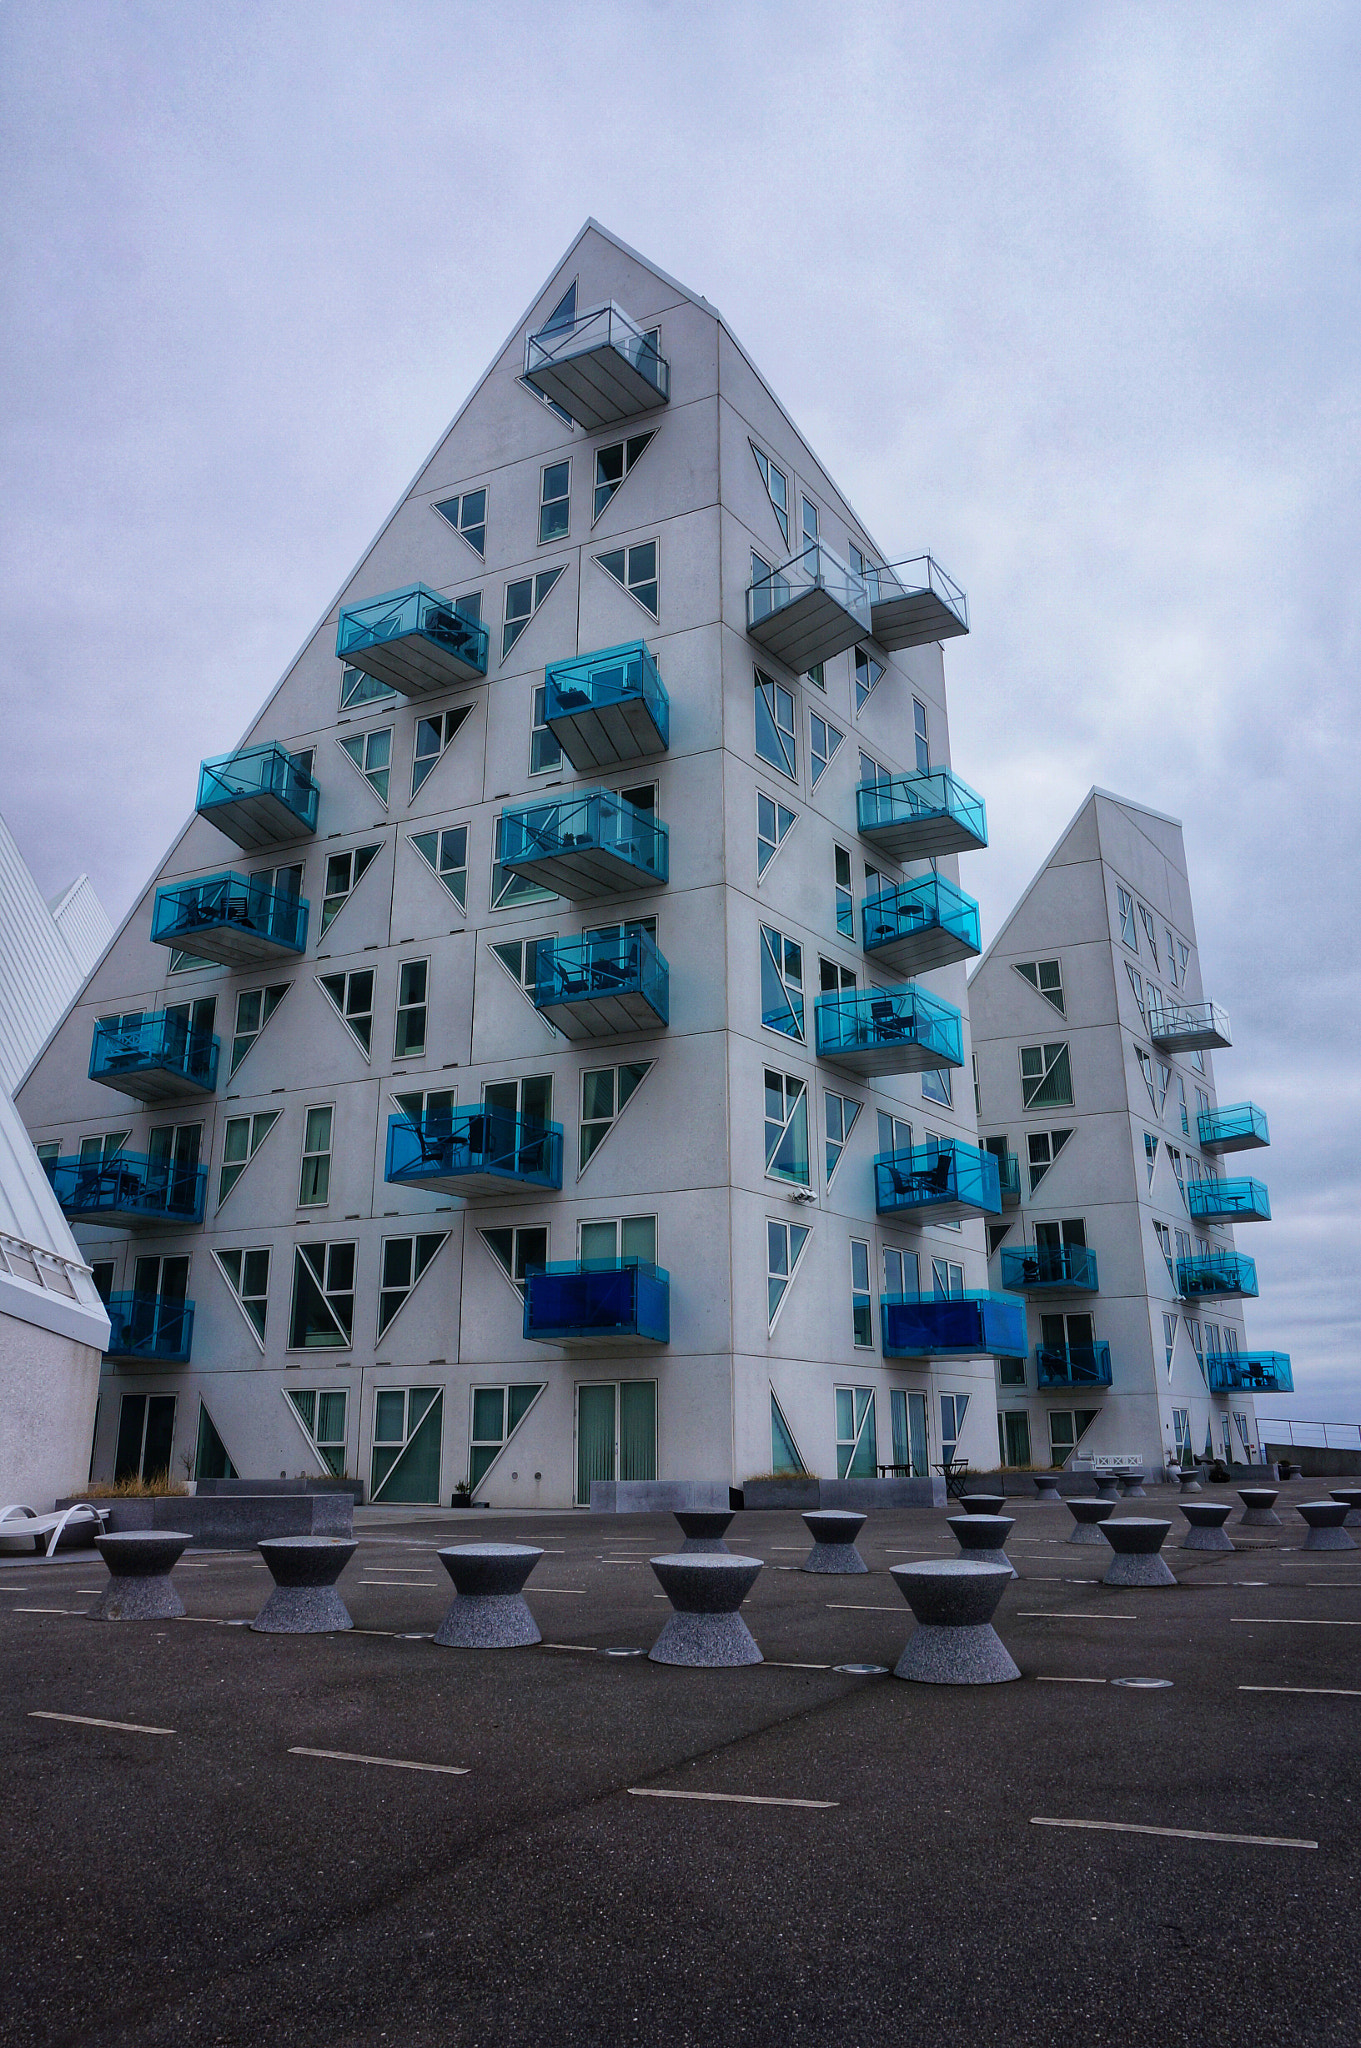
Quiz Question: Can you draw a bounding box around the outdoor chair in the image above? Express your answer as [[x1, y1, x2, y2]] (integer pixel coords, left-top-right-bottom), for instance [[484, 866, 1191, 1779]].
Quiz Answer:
[[0, 1502, 108, 1558]]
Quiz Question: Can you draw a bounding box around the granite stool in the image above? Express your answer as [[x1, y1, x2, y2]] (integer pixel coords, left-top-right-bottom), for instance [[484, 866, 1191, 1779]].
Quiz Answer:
[[947, 1513, 1017, 1578], [648, 1553, 763, 1666], [800, 1510, 869, 1574], [890, 1560, 1019, 1685], [1178, 1469, 1203, 1494], [959, 1493, 1006, 1515], [1034, 1474, 1064, 1504], [1329, 1488, 1361, 1529], [252, 1536, 356, 1633], [1094, 1472, 1123, 1501], [1100, 1518, 1176, 1587], [674, 1510, 734, 1554], [1118, 1471, 1147, 1498], [1238, 1487, 1281, 1528], [1066, 1498, 1116, 1545], [94, 1531, 191, 1620], [1179, 1502, 1234, 1552], [1297, 1502, 1357, 1553], [434, 1543, 544, 1648]]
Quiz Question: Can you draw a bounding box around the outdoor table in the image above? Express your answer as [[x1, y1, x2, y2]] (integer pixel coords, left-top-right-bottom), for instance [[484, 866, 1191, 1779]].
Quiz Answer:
[[1237, 1488, 1281, 1528], [1297, 1502, 1357, 1553], [94, 1531, 192, 1620], [252, 1536, 356, 1633], [947, 1513, 1016, 1578], [673, 1510, 734, 1554], [801, 1510, 868, 1574], [648, 1553, 764, 1666], [434, 1543, 544, 1647], [934, 1460, 970, 1500], [1066, 1499, 1116, 1545], [1178, 1502, 1234, 1552], [1100, 1518, 1176, 1587], [959, 1493, 1006, 1515], [889, 1560, 1019, 1685]]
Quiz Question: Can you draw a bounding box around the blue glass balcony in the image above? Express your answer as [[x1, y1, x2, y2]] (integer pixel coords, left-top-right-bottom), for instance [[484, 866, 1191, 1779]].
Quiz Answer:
[[104, 1293, 194, 1366], [1177, 1251, 1258, 1300], [866, 555, 969, 650], [499, 789, 668, 900], [544, 642, 669, 771], [996, 1151, 1021, 1207], [384, 1108, 562, 1201], [48, 1154, 207, 1230], [1001, 1245, 1100, 1293], [861, 873, 981, 975], [523, 302, 670, 431], [90, 1012, 219, 1106], [815, 983, 963, 1079], [1187, 1177, 1271, 1225], [857, 767, 988, 861], [196, 744, 319, 852], [874, 1141, 1001, 1221], [523, 1260, 669, 1346], [1206, 1352, 1293, 1394], [1148, 998, 1232, 1052], [151, 872, 308, 970], [1035, 1341, 1113, 1389], [747, 541, 872, 673], [881, 1292, 1027, 1360], [336, 584, 489, 697], [533, 930, 668, 1040], [1198, 1101, 1270, 1154]]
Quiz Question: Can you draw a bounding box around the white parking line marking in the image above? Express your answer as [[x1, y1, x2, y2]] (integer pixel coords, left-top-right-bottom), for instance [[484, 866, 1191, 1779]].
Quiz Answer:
[[1230, 1617, 1361, 1626], [290, 1746, 467, 1776], [825, 1603, 902, 1613], [1036, 1676, 1106, 1684], [765, 1661, 832, 1670], [1016, 1612, 1137, 1621], [13, 1606, 90, 1616], [1240, 1685, 1361, 1697], [1031, 1816, 1316, 1849], [360, 1579, 436, 1587], [628, 1787, 837, 1810], [542, 1642, 596, 1652], [530, 1587, 587, 1594], [30, 1711, 174, 1735]]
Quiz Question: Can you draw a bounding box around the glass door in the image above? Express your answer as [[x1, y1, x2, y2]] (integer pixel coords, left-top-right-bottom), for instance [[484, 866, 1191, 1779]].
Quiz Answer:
[[114, 1393, 177, 1484], [889, 1388, 929, 1477], [370, 1387, 443, 1503], [1001, 1411, 1032, 1467], [836, 1386, 877, 1477], [575, 1382, 657, 1505]]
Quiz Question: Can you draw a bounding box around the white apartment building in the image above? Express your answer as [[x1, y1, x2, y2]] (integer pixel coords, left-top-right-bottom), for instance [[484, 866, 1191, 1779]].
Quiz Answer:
[[17, 222, 1017, 1506], [969, 788, 1286, 1474], [1, 805, 112, 1096]]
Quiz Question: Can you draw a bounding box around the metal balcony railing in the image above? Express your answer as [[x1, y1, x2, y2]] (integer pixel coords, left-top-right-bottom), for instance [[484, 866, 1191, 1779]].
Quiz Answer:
[[856, 766, 988, 861], [1035, 1341, 1113, 1388], [196, 743, 318, 851], [532, 929, 669, 1039], [1206, 1352, 1292, 1394], [46, 1153, 207, 1229], [1186, 1177, 1271, 1224], [746, 540, 872, 673], [861, 872, 981, 975], [499, 789, 668, 899], [384, 1108, 563, 1199], [1177, 1251, 1258, 1300], [815, 983, 963, 1078], [880, 1291, 1027, 1359], [523, 302, 670, 429], [873, 1141, 1000, 1220], [336, 584, 489, 696], [866, 554, 969, 649], [1197, 1101, 1269, 1153], [103, 1292, 195, 1365], [544, 641, 669, 770], [90, 1013, 219, 1101], [151, 871, 308, 967], [1000, 1244, 1100, 1293]]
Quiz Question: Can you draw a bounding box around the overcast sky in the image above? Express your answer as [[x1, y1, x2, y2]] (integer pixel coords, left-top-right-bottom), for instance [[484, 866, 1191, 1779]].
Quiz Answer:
[[1, 2, 1356, 1424]]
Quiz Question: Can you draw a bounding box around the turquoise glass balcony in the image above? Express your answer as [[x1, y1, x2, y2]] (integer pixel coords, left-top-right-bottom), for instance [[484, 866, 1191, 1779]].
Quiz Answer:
[[857, 767, 988, 861], [196, 744, 318, 852], [861, 873, 981, 974], [336, 584, 489, 697], [996, 1151, 1021, 1207], [544, 642, 669, 770], [523, 1261, 669, 1346], [384, 1108, 562, 1201], [1177, 1251, 1258, 1300], [1187, 1177, 1271, 1224], [866, 555, 969, 650], [1206, 1352, 1293, 1394], [47, 1153, 207, 1230], [104, 1293, 194, 1366], [815, 983, 963, 1079], [533, 930, 668, 1040], [747, 541, 872, 673], [1001, 1245, 1099, 1293], [1198, 1102, 1269, 1153], [1036, 1341, 1113, 1388], [1148, 998, 1231, 1052], [523, 302, 670, 431], [499, 789, 667, 900], [151, 872, 308, 969], [881, 1292, 1027, 1359], [874, 1141, 1000, 1221], [89, 1013, 219, 1105]]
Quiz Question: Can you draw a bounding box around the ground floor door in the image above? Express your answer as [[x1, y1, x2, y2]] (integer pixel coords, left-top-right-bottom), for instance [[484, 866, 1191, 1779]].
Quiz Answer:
[[114, 1393, 177, 1483], [575, 1381, 657, 1505], [999, 1410, 1032, 1467], [836, 1386, 877, 1477], [370, 1386, 443, 1504], [890, 1389, 929, 1476]]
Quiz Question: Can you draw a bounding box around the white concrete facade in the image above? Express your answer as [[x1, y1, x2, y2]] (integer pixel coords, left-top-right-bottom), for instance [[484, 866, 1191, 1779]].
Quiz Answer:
[[0, 807, 112, 1096]]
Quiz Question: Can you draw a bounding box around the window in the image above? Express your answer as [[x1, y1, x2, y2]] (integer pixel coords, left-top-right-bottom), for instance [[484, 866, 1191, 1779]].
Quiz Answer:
[[491, 813, 556, 910], [859, 748, 888, 791], [228, 984, 289, 1076], [114, 1393, 178, 1487], [1168, 1146, 1185, 1199], [1165, 928, 1179, 985], [770, 1390, 805, 1475], [594, 433, 653, 521], [469, 1384, 546, 1489], [801, 497, 819, 549], [1185, 1316, 1204, 1377], [1020, 1042, 1072, 1109], [194, 1401, 236, 1482], [1135, 1045, 1157, 1110], [1162, 1312, 1178, 1374], [393, 1086, 455, 1130], [530, 684, 563, 774], [285, 1388, 348, 1476], [878, 1110, 913, 1157], [289, 1242, 355, 1349], [833, 846, 854, 938], [1117, 886, 1138, 949], [912, 698, 930, 774], [1126, 963, 1145, 1019], [760, 926, 804, 1039], [891, 1388, 930, 1478], [854, 646, 884, 712], [1177, 1075, 1189, 1135], [539, 460, 570, 544], [217, 1110, 279, 1205], [767, 1218, 811, 1329], [824, 1090, 861, 1184], [750, 443, 789, 546], [1156, 1061, 1171, 1114], [580, 1215, 657, 1267], [298, 1106, 334, 1206], [377, 1233, 448, 1338], [999, 1356, 1027, 1389], [1178, 939, 1190, 984], [810, 711, 843, 788], [1015, 960, 1065, 1015], [940, 1393, 969, 1465], [820, 958, 855, 997], [1152, 1220, 1174, 1284], [340, 664, 396, 712], [765, 1070, 809, 1185], [932, 1258, 965, 1298], [579, 1061, 651, 1171], [213, 1246, 270, 1347], [1145, 1132, 1159, 1188], [973, 1056, 981, 1117], [321, 844, 379, 935], [757, 791, 796, 877], [1026, 1128, 1071, 1194], [882, 1246, 920, 1297], [805, 662, 825, 691], [754, 671, 797, 780], [850, 1238, 873, 1348], [480, 1225, 549, 1299], [595, 540, 658, 618], [836, 1386, 877, 1478], [1138, 905, 1159, 964], [503, 566, 565, 660], [1195, 1086, 1211, 1126], [410, 825, 468, 908], [432, 488, 486, 557], [145, 1120, 202, 1202], [412, 707, 470, 799], [370, 1387, 443, 1505], [395, 959, 428, 1057], [1049, 1409, 1098, 1467], [318, 969, 374, 1057], [922, 1067, 952, 1108], [338, 725, 392, 805], [491, 934, 555, 1000]]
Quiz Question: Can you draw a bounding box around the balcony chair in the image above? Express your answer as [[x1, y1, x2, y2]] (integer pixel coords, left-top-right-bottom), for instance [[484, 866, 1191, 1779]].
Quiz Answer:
[[885, 1154, 953, 1203]]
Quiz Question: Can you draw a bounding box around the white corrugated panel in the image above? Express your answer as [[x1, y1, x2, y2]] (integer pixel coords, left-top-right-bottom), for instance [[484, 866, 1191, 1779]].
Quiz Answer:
[[0, 809, 106, 1095], [48, 873, 113, 978], [0, 1084, 110, 1348]]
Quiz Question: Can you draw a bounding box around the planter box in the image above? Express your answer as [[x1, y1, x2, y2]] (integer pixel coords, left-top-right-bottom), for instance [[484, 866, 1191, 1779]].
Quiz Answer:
[[195, 1477, 365, 1503], [734, 1479, 821, 1512], [820, 1476, 944, 1510], [61, 1493, 355, 1549], [589, 1480, 732, 1514]]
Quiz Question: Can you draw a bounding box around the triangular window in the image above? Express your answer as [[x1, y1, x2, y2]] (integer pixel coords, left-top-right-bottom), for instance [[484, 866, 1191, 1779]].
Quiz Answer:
[[289, 1242, 356, 1350], [854, 647, 884, 712], [594, 541, 658, 619], [321, 844, 380, 935], [212, 1246, 270, 1352], [479, 1225, 549, 1301], [770, 1388, 805, 1474], [1015, 960, 1065, 1014], [1126, 962, 1145, 1019], [503, 566, 565, 661], [824, 1090, 861, 1186], [318, 969, 374, 1057], [750, 443, 790, 548], [284, 1388, 349, 1477], [193, 1399, 237, 1481], [432, 489, 486, 559], [1145, 1132, 1159, 1188], [229, 983, 289, 1076], [542, 282, 577, 332], [810, 712, 843, 788], [412, 707, 471, 799], [594, 433, 654, 522], [469, 1383, 547, 1489], [410, 826, 467, 909], [987, 1223, 1013, 1256], [377, 1232, 450, 1339], [579, 1061, 651, 1174], [340, 664, 396, 712], [757, 793, 797, 877], [218, 1109, 279, 1207], [767, 1219, 811, 1330], [338, 726, 392, 806]]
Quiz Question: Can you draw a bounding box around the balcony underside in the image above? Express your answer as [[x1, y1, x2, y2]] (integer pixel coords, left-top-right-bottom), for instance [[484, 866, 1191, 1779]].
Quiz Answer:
[[1187, 1186, 1271, 1225], [856, 775, 988, 863], [1178, 1258, 1258, 1301], [384, 1113, 561, 1202], [536, 984, 666, 1041], [503, 844, 661, 900], [818, 1033, 960, 1081], [874, 1144, 1000, 1222], [870, 588, 969, 651], [153, 917, 298, 971], [200, 788, 313, 853], [1151, 1011, 1232, 1052], [1199, 1103, 1269, 1154], [747, 586, 866, 675], [52, 1165, 206, 1232], [345, 630, 483, 699], [548, 694, 666, 771], [864, 922, 972, 976], [91, 1060, 216, 1107], [386, 1157, 555, 1202], [524, 346, 668, 432]]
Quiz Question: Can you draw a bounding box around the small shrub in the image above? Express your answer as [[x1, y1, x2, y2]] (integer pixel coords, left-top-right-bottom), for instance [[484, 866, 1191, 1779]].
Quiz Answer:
[[741, 1470, 816, 1485], [83, 1473, 188, 1499]]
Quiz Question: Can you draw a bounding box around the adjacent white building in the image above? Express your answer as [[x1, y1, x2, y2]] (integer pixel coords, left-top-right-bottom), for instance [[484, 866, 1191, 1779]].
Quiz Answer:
[[0, 806, 112, 1096]]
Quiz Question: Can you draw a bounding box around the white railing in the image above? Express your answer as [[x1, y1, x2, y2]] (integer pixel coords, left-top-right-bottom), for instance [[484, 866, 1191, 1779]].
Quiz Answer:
[[1258, 1419, 1361, 1451]]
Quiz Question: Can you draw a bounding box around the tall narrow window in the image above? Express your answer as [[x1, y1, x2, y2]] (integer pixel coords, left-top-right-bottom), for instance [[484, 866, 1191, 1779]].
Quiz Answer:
[[528, 683, 563, 776], [750, 443, 789, 546], [595, 541, 658, 618], [764, 1070, 809, 1185], [834, 846, 854, 938], [801, 497, 819, 549], [854, 647, 884, 712], [1178, 939, 1190, 983], [1015, 960, 1065, 1014], [1163, 1312, 1178, 1373], [432, 488, 487, 557], [755, 672, 797, 780], [321, 845, 379, 935], [1020, 1042, 1072, 1109], [940, 1393, 969, 1465], [770, 1390, 805, 1474], [767, 1218, 811, 1328], [286, 1389, 349, 1476], [289, 1243, 355, 1349], [1165, 928, 1179, 985], [760, 926, 804, 1039], [503, 566, 565, 660], [1156, 1061, 1171, 1114], [1136, 1045, 1157, 1109], [883, 1246, 919, 1297], [377, 1233, 448, 1338], [837, 1387, 878, 1478], [338, 726, 391, 806], [579, 1061, 651, 1172], [1153, 1221, 1174, 1284], [1117, 886, 1138, 949], [213, 1246, 270, 1347], [411, 707, 470, 798], [1138, 905, 1160, 964], [912, 698, 930, 774], [318, 970, 374, 1057], [218, 1110, 279, 1206], [1126, 963, 1145, 1019], [395, 960, 428, 1057], [229, 984, 289, 1075], [593, 433, 653, 521], [757, 793, 796, 876], [824, 1090, 861, 1183], [1145, 1132, 1159, 1187], [922, 1067, 952, 1108], [932, 1258, 965, 1298], [299, 1106, 333, 1206], [410, 826, 468, 908], [539, 460, 570, 543], [850, 1238, 873, 1348], [810, 712, 843, 788]]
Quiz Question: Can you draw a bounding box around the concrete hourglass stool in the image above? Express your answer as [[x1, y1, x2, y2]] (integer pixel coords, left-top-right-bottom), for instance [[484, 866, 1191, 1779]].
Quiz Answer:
[[1329, 1488, 1361, 1530], [1118, 1470, 1147, 1498], [1094, 1472, 1123, 1502], [1178, 1502, 1234, 1552], [1100, 1518, 1176, 1587], [433, 1544, 544, 1647], [673, 1510, 734, 1554], [1297, 1502, 1357, 1553], [94, 1531, 192, 1620], [959, 1493, 1006, 1515], [947, 1514, 1017, 1578], [648, 1553, 764, 1666], [252, 1536, 357, 1633], [800, 1510, 869, 1574], [1034, 1474, 1064, 1504], [1066, 1499, 1116, 1546], [890, 1561, 1019, 1685], [1177, 1469, 1203, 1494], [1237, 1488, 1281, 1528]]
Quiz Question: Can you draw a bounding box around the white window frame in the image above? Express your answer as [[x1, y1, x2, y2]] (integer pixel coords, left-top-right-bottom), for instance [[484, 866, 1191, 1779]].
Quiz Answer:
[[395, 958, 429, 1060], [767, 1217, 812, 1332], [298, 1104, 334, 1208], [409, 824, 468, 912]]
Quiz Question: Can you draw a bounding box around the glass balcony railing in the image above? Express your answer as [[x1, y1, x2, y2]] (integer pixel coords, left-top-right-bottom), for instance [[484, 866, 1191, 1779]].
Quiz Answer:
[[1177, 1251, 1258, 1300], [499, 789, 668, 900], [523, 1260, 670, 1346], [1148, 998, 1231, 1052], [90, 1013, 219, 1104], [861, 873, 981, 975], [1198, 1101, 1270, 1153], [384, 1108, 563, 1199], [1186, 1177, 1271, 1224], [196, 743, 319, 852], [47, 1153, 207, 1230], [866, 554, 969, 650], [103, 1292, 195, 1365], [856, 766, 988, 861], [874, 1140, 1000, 1220], [336, 584, 489, 697], [1035, 1341, 1113, 1388], [533, 929, 669, 1039], [544, 641, 669, 770], [1000, 1245, 1100, 1293], [1206, 1352, 1293, 1395], [881, 1292, 1027, 1360], [151, 872, 308, 969], [815, 983, 963, 1078], [746, 540, 872, 673], [523, 302, 671, 430], [995, 1151, 1021, 1206]]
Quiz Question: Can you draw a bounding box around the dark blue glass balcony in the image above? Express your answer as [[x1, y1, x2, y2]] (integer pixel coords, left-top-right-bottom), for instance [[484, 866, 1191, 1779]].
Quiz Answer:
[[544, 642, 669, 772], [1035, 1341, 1113, 1388], [747, 540, 872, 673], [533, 930, 668, 1040], [384, 1109, 563, 1201], [196, 744, 319, 852], [104, 1293, 194, 1365], [1187, 1177, 1271, 1224], [499, 789, 667, 900], [1177, 1251, 1258, 1300], [861, 873, 981, 975], [90, 1013, 219, 1105], [1148, 998, 1232, 1052], [151, 872, 308, 970], [815, 983, 963, 1079], [874, 1141, 1000, 1221], [1198, 1101, 1270, 1153], [48, 1154, 207, 1230], [523, 1260, 669, 1346], [1001, 1245, 1099, 1293], [336, 584, 489, 697], [1206, 1351, 1293, 1394], [524, 302, 670, 431], [857, 767, 988, 861], [867, 554, 969, 650], [881, 1292, 1027, 1360]]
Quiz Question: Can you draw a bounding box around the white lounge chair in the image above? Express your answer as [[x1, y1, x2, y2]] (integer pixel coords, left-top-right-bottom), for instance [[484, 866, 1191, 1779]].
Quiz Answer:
[[0, 1502, 108, 1558]]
